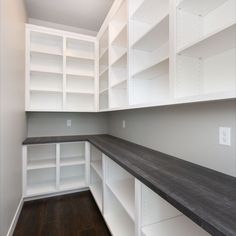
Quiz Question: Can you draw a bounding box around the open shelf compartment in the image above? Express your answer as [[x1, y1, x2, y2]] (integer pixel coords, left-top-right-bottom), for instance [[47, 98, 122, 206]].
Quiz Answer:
[[66, 38, 95, 60], [60, 165, 86, 191], [60, 142, 85, 167], [105, 157, 135, 221], [27, 168, 56, 196], [30, 31, 63, 55], [140, 184, 209, 236], [104, 186, 135, 236]]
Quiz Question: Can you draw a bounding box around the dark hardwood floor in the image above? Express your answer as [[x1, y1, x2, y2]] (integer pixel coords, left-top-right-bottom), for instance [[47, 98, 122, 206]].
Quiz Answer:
[[13, 191, 111, 236]]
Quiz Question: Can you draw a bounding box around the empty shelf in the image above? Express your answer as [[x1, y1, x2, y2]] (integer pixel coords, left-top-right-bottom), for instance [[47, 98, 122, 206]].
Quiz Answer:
[[27, 159, 56, 170], [178, 0, 228, 16], [91, 160, 103, 179], [142, 215, 210, 236], [60, 156, 85, 167], [107, 178, 135, 221], [132, 15, 169, 52], [177, 23, 236, 58]]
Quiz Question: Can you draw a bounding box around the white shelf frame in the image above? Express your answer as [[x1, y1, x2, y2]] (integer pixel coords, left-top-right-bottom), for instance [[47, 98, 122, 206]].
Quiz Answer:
[[26, 24, 98, 112], [23, 141, 90, 198]]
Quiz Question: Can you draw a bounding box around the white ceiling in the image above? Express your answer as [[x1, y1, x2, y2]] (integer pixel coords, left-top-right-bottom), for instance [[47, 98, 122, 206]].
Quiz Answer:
[[25, 0, 115, 32]]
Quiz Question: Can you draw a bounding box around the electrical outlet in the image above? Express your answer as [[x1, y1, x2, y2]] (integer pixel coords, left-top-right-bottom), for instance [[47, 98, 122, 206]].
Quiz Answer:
[[219, 127, 231, 146], [67, 119, 72, 128], [122, 120, 126, 128]]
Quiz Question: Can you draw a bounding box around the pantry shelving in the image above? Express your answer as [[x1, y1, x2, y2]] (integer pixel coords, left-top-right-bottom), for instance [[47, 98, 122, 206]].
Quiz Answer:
[[23, 137, 216, 236], [99, 28, 109, 110], [108, 0, 128, 109], [26, 0, 236, 112], [26, 24, 97, 112], [175, 0, 236, 99], [89, 145, 104, 212], [129, 0, 170, 106], [23, 142, 89, 197]]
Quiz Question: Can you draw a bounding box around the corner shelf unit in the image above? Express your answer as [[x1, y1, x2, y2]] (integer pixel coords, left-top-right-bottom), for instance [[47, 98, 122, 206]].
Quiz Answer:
[[96, 0, 236, 112], [87, 144, 210, 236], [26, 0, 236, 112], [26, 24, 98, 112], [23, 142, 89, 197]]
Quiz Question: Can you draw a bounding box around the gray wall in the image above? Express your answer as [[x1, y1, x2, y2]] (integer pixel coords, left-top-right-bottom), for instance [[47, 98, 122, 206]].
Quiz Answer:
[[0, 0, 27, 235], [108, 100, 236, 177], [27, 112, 109, 137]]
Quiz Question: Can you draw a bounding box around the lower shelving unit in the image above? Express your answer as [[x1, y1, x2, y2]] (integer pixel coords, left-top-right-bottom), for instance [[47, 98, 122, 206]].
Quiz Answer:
[[24, 141, 212, 236], [24, 142, 88, 198], [141, 215, 210, 236]]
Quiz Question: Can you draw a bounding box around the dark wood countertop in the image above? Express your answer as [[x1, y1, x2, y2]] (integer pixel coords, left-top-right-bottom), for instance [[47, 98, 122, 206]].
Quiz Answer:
[[23, 135, 236, 236]]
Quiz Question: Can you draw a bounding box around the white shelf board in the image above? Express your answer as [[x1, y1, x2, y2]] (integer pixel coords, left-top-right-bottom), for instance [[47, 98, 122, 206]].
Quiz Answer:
[[30, 69, 63, 75], [27, 159, 56, 170], [30, 88, 63, 93], [60, 177, 86, 191], [132, 57, 169, 80], [131, 15, 169, 52], [66, 54, 95, 61], [177, 0, 228, 16], [100, 47, 109, 59], [27, 182, 56, 196], [177, 22, 236, 58], [110, 51, 127, 68], [90, 182, 103, 212], [107, 178, 135, 221], [111, 23, 127, 47], [142, 215, 210, 236], [104, 211, 135, 236], [99, 66, 109, 77], [66, 90, 94, 95], [66, 71, 94, 77], [60, 156, 85, 167], [91, 161, 103, 179], [100, 88, 109, 94], [30, 67, 63, 75], [30, 49, 63, 57], [110, 79, 127, 89]]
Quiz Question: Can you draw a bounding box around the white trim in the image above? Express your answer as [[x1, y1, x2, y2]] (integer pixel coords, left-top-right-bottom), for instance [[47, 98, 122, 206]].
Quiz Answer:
[[24, 188, 89, 202], [6, 198, 24, 236]]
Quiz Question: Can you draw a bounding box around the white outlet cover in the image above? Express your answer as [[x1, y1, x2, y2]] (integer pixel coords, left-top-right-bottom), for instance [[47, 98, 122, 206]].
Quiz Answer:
[[219, 127, 231, 146], [122, 120, 126, 128], [67, 119, 72, 127]]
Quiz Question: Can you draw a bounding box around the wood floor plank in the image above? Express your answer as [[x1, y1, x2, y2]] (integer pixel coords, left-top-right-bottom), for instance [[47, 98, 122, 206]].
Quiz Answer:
[[13, 191, 111, 236]]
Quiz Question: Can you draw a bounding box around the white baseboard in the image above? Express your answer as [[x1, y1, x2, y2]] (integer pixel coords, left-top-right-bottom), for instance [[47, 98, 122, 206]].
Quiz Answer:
[[6, 198, 24, 236]]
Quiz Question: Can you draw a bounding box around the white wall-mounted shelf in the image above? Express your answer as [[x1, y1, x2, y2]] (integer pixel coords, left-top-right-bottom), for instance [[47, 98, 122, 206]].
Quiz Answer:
[[26, 24, 97, 112], [26, 0, 236, 113]]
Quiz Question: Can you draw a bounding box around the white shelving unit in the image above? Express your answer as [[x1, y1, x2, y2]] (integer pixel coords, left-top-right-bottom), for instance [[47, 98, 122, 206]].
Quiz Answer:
[[99, 29, 109, 110], [175, 0, 236, 100], [109, 0, 129, 109], [26, 0, 236, 113], [137, 182, 210, 236], [23, 142, 89, 197], [89, 145, 104, 212], [129, 0, 170, 106], [23, 141, 212, 236], [26, 24, 97, 112]]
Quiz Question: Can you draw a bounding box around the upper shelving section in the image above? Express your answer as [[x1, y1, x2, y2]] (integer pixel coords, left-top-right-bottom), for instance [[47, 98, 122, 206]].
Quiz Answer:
[[26, 24, 97, 112], [175, 0, 236, 100], [109, 0, 128, 109], [129, 0, 170, 106]]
